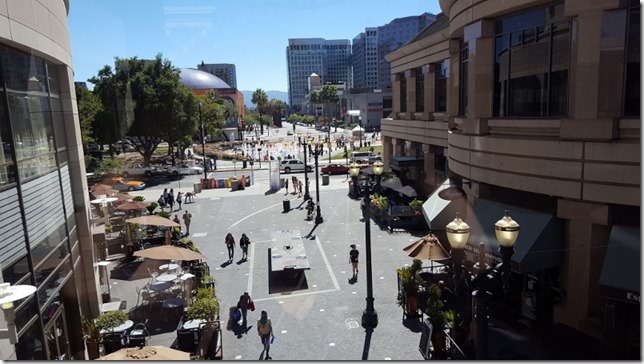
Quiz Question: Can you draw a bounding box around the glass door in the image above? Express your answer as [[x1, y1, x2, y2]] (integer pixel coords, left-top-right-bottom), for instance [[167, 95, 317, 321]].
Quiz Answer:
[[44, 306, 70, 360]]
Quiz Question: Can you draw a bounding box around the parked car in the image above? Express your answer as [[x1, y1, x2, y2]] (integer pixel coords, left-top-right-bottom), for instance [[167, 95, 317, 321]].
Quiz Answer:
[[321, 163, 349, 175], [121, 163, 158, 178], [280, 159, 313, 173], [287, 130, 293, 136], [163, 164, 204, 177], [87, 142, 100, 152], [105, 177, 146, 191]]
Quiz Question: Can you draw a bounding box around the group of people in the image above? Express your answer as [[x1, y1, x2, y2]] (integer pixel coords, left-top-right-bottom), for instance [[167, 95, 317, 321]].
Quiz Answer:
[[158, 188, 193, 212], [285, 175, 305, 198], [224, 232, 251, 262], [171, 210, 192, 236], [235, 292, 275, 360]]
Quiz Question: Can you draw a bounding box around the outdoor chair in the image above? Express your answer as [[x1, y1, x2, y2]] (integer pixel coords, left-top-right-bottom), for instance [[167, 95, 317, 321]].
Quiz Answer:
[[102, 333, 124, 355], [176, 329, 198, 354], [126, 320, 150, 347]]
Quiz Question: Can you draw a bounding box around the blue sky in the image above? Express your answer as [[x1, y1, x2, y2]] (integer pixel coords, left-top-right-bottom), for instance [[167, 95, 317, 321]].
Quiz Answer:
[[68, 0, 442, 91]]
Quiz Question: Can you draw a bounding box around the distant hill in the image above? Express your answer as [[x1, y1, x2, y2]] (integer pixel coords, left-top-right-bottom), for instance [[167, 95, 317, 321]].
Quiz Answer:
[[241, 90, 288, 109]]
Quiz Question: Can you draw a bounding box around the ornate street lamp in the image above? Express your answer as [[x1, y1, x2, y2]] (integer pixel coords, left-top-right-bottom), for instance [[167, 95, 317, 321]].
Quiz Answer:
[[359, 160, 384, 330], [310, 138, 323, 224], [349, 162, 360, 199], [301, 132, 311, 201], [199, 102, 208, 188], [445, 210, 519, 359]]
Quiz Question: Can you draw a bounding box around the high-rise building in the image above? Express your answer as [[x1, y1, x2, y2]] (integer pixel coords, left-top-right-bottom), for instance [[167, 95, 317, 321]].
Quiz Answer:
[[197, 62, 237, 89], [352, 28, 379, 89], [286, 38, 351, 108], [351, 13, 436, 91], [376, 13, 436, 90], [0, 1, 98, 360]]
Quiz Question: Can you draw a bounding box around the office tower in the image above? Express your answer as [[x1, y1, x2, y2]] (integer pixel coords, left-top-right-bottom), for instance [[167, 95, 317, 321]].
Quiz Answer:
[[286, 38, 351, 108], [197, 62, 238, 89], [352, 28, 379, 89]]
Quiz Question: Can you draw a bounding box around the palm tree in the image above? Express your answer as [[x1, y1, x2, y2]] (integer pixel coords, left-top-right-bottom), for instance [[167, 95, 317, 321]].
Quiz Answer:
[[251, 88, 268, 135]]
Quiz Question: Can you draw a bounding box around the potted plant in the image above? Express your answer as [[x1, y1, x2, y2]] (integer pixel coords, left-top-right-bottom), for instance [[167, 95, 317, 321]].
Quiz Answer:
[[95, 310, 128, 332], [185, 287, 221, 359], [425, 283, 455, 356], [81, 315, 101, 360], [396, 259, 423, 315], [409, 198, 424, 216]]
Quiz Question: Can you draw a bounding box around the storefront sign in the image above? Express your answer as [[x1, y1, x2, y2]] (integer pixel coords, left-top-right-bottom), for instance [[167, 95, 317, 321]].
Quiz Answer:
[[626, 292, 640, 302], [464, 243, 502, 265]]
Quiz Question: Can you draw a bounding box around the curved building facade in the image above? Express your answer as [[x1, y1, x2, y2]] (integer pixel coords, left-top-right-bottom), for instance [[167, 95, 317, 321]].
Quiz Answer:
[[0, 1, 97, 360], [383, 0, 640, 358], [179, 68, 245, 137]]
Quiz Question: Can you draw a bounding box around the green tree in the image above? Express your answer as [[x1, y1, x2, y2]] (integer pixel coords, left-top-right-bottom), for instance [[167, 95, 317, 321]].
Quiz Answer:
[[318, 84, 340, 125], [90, 54, 195, 165], [267, 99, 287, 125], [309, 90, 321, 117], [251, 88, 268, 135], [75, 84, 102, 148]]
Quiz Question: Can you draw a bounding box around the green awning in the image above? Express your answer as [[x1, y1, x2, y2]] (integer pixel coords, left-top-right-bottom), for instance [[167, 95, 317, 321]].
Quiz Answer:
[[599, 226, 640, 303], [467, 199, 563, 273]]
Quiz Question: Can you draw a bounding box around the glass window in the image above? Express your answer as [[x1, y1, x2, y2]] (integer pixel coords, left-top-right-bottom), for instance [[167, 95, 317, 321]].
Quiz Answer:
[[15, 320, 46, 360], [435, 60, 448, 112], [415, 70, 424, 112], [1, 48, 48, 94], [14, 297, 38, 335], [459, 39, 469, 116], [493, 4, 570, 117], [624, 0, 640, 116], [399, 74, 407, 112], [2, 254, 30, 285]]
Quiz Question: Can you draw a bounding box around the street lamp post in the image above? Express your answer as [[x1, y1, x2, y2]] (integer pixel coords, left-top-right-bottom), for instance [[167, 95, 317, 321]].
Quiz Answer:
[[311, 140, 323, 224], [350, 161, 384, 330], [232, 158, 237, 178], [328, 118, 333, 164], [359, 116, 363, 149], [249, 159, 254, 186], [301, 132, 311, 201], [199, 103, 208, 189], [445, 210, 520, 360], [348, 161, 360, 199], [257, 148, 262, 169]]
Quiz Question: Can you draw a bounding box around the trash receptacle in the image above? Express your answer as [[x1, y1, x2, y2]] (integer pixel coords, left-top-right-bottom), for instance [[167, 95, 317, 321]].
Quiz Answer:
[[231, 180, 239, 191], [283, 199, 290, 212], [194, 182, 202, 194], [243, 160, 247, 169], [322, 174, 330, 186]]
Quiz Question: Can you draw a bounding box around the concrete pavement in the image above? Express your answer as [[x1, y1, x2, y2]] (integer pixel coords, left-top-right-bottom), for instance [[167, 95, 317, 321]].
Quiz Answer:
[[105, 167, 429, 360]]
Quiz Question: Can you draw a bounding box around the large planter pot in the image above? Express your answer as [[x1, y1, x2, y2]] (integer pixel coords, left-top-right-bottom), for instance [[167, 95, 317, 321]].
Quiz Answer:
[[405, 292, 419, 315], [85, 340, 100, 360], [431, 324, 447, 357]]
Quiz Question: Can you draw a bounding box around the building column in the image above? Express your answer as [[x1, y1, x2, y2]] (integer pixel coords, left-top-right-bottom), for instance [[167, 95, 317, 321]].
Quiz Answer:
[[462, 20, 495, 135], [391, 73, 401, 115], [382, 135, 393, 166], [391, 137, 405, 157], [556, 199, 611, 336], [422, 144, 436, 187]]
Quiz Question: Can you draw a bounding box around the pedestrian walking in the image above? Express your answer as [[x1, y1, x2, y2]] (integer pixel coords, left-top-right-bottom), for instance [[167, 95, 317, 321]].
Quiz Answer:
[[167, 188, 175, 211], [291, 176, 297, 192], [157, 193, 166, 211], [225, 233, 235, 263], [176, 191, 183, 210], [298, 180, 303, 198], [237, 292, 251, 327], [240, 233, 251, 260], [350, 244, 359, 277], [284, 179, 289, 194], [257, 310, 274, 360], [182, 210, 192, 236], [173, 214, 180, 225]]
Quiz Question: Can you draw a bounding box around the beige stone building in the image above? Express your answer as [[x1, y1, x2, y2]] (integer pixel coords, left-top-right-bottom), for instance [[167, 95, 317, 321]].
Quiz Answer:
[[383, 0, 639, 358]]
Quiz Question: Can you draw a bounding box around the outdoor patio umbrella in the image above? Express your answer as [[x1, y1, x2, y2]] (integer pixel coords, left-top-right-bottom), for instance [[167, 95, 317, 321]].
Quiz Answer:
[[133, 245, 207, 261], [96, 345, 189, 360], [116, 201, 149, 211], [403, 233, 451, 272], [112, 193, 133, 203], [90, 183, 113, 191], [90, 187, 119, 196], [125, 215, 180, 227], [352, 125, 365, 136]]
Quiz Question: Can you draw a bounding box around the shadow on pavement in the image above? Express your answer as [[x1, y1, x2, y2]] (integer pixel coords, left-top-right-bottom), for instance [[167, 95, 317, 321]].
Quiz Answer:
[[402, 316, 424, 333], [110, 260, 153, 281]]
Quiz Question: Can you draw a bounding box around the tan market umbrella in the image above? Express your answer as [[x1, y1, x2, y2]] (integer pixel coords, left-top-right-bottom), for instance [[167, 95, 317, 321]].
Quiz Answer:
[[403, 233, 451, 262], [125, 215, 180, 227], [91, 187, 119, 196], [117, 201, 149, 211], [97, 345, 189, 360], [113, 193, 133, 202], [133, 245, 207, 261], [90, 183, 113, 191]]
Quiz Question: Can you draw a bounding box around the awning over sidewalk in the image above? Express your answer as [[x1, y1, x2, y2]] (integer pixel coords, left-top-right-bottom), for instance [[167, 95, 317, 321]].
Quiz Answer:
[[599, 225, 640, 303], [421, 179, 466, 231], [467, 199, 563, 273]]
